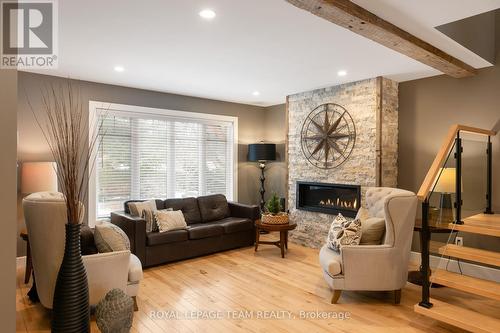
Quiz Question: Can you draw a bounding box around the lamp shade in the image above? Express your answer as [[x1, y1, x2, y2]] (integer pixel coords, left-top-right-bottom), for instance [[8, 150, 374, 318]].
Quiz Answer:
[[248, 143, 276, 162], [433, 168, 462, 193], [21, 162, 58, 193]]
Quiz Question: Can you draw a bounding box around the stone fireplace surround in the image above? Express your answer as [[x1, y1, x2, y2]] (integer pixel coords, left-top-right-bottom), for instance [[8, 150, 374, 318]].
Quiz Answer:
[[287, 77, 398, 248]]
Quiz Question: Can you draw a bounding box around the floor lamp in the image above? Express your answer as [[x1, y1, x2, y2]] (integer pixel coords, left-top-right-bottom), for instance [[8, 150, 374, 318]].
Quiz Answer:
[[248, 143, 276, 211]]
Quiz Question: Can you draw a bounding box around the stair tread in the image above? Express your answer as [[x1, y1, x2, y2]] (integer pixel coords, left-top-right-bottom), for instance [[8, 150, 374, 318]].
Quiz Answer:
[[431, 269, 500, 300], [436, 243, 500, 267], [414, 298, 500, 333], [447, 214, 500, 237]]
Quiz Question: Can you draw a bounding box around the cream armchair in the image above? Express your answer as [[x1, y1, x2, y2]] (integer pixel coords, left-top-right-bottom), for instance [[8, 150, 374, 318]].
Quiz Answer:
[[23, 192, 143, 309], [319, 187, 417, 304]]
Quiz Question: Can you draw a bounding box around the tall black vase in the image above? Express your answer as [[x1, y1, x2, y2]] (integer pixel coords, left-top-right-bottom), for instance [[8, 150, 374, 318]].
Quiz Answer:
[[52, 223, 90, 332]]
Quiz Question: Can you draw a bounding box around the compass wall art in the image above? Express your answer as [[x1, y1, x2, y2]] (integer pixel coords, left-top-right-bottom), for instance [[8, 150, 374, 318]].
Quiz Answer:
[[300, 103, 356, 169]]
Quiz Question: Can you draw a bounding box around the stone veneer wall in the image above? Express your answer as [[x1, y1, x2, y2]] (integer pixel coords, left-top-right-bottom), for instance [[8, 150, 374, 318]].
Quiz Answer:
[[287, 77, 398, 248]]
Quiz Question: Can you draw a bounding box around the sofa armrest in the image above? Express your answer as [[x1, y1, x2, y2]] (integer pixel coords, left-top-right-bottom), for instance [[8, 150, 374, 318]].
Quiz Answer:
[[83, 250, 130, 305], [228, 202, 261, 221], [110, 211, 146, 265]]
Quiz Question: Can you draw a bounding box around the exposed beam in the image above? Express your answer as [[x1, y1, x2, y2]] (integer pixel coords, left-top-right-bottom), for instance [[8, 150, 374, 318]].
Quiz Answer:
[[285, 0, 477, 78]]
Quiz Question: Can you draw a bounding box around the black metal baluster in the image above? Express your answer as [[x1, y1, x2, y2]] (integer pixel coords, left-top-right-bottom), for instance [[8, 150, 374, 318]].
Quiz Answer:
[[485, 136, 494, 214], [454, 133, 463, 225], [419, 199, 433, 308]]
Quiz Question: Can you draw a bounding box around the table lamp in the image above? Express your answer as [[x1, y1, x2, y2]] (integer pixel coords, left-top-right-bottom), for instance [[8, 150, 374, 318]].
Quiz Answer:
[[21, 162, 58, 194], [433, 167, 462, 223], [248, 143, 276, 210]]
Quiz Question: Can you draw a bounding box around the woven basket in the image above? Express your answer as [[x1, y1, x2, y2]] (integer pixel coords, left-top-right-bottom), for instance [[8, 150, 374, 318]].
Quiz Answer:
[[261, 213, 289, 225]]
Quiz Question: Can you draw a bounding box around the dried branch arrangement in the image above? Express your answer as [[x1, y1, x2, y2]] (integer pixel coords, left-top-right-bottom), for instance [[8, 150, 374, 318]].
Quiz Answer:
[[28, 82, 104, 224]]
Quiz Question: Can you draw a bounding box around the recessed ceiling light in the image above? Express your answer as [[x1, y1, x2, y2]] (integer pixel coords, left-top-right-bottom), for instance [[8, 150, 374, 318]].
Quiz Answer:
[[199, 9, 216, 20], [337, 70, 347, 77], [252, 91, 260, 96], [114, 66, 125, 72]]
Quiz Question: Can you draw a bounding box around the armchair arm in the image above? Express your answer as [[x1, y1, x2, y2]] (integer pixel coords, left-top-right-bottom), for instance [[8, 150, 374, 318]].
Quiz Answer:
[[83, 250, 130, 305], [111, 211, 146, 265], [228, 201, 261, 220], [340, 245, 407, 291]]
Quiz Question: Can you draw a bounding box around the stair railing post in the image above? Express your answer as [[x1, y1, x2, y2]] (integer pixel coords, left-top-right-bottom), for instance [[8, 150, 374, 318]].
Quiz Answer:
[[418, 199, 433, 309], [485, 136, 493, 214], [454, 133, 463, 224]]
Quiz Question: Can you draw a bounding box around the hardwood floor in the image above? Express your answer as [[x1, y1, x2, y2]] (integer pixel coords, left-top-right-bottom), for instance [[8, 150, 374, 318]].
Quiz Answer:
[[16, 238, 499, 332]]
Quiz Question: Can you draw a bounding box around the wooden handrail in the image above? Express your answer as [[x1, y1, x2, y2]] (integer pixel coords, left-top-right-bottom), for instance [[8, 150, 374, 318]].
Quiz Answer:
[[417, 124, 496, 201]]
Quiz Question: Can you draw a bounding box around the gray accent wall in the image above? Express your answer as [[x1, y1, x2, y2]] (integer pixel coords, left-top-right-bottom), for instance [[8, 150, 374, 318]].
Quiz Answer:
[[17, 72, 277, 256], [0, 69, 18, 332], [399, 15, 500, 254], [263, 103, 287, 207]]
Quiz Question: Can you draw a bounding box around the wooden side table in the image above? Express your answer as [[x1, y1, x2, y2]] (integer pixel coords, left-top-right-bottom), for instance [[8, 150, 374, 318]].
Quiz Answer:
[[254, 220, 297, 258], [20, 228, 32, 284]]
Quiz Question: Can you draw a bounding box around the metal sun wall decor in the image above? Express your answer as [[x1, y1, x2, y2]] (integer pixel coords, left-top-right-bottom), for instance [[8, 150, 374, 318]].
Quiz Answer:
[[300, 103, 356, 169]]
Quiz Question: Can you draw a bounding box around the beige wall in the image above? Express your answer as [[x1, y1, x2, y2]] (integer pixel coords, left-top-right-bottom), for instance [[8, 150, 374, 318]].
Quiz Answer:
[[17, 72, 273, 255], [399, 19, 500, 253], [0, 69, 18, 332], [263, 103, 287, 207]]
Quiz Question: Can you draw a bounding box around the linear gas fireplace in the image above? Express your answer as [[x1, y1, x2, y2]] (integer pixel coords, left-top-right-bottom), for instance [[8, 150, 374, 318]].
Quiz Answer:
[[296, 181, 361, 217]]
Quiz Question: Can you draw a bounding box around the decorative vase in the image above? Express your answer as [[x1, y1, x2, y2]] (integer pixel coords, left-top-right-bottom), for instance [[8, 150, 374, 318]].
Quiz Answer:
[[52, 223, 89, 332]]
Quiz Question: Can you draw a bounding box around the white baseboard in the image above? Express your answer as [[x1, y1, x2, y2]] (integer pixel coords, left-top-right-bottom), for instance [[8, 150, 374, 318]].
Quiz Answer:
[[410, 251, 500, 283]]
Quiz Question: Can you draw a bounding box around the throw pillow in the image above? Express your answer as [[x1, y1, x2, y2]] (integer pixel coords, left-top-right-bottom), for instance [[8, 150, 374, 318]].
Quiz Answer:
[[360, 217, 386, 245], [355, 206, 370, 222], [80, 225, 98, 255], [128, 200, 157, 217], [326, 213, 362, 252], [143, 208, 173, 233], [94, 222, 130, 253], [155, 210, 188, 233], [142, 209, 156, 233]]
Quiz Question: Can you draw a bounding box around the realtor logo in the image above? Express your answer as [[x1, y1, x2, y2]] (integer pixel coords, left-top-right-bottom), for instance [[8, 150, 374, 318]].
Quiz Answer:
[[1, 0, 58, 68]]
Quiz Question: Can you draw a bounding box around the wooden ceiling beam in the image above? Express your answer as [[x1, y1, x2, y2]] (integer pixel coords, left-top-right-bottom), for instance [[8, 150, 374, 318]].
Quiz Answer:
[[286, 0, 477, 78]]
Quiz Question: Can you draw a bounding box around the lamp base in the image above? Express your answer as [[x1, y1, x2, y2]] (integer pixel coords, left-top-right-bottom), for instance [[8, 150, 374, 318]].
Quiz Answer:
[[439, 193, 452, 209]]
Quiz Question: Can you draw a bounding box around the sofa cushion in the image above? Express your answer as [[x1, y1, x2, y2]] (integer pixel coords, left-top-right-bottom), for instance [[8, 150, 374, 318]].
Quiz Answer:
[[197, 194, 230, 222], [218, 217, 253, 234], [319, 245, 342, 276], [164, 197, 201, 224], [146, 229, 188, 246], [188, 222, 224, 240], [128, 254, 143, 283]]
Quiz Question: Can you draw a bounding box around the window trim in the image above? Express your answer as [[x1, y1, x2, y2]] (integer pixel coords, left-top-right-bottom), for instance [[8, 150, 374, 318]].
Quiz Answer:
[[88, 101, 239, 225]]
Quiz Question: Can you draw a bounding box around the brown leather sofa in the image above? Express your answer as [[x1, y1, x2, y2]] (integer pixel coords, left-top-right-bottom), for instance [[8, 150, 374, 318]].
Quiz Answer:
[[111, 194, 260, 267]]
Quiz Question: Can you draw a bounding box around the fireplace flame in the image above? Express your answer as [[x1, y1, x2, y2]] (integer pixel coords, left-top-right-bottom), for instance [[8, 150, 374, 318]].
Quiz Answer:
[[319, 198, 357, 209]]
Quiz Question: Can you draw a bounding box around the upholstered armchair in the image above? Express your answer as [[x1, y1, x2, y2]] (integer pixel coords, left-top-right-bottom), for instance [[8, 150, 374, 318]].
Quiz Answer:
[[319, 187, 417, 304], [23, 192, 143, 309]]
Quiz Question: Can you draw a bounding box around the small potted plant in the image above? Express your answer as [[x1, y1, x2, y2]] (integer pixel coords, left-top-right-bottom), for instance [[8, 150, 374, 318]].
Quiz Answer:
[[261, 193, 289, 225]]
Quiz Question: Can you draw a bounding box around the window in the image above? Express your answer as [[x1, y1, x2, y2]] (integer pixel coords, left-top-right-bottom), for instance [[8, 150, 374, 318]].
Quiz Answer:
[[89, 102, 238, 221]]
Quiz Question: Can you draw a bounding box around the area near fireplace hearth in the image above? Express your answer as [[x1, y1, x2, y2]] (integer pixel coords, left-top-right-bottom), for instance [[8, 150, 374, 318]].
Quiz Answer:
[[287, 77, 398, 248]]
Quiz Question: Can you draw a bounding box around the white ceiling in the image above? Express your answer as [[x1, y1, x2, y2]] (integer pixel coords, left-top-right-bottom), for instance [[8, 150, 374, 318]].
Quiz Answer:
[[25, 0, 500, 106]]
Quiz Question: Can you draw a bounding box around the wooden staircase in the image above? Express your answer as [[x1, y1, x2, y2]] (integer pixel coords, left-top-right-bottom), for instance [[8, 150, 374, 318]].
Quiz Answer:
[[447, 214, 500, 237], [415, 215, 500, 332], [430, 268, 500, 301], [414, 125, 499, 332], [414, 298, 500, 333]]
